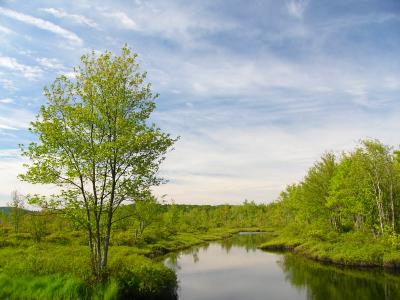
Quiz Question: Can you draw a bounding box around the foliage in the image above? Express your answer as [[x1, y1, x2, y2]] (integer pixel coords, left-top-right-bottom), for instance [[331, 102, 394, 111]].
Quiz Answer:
[[8, 190, 25, 234], [263, 139, 400, 267], [19, 46, 177, 281], [267, 140, 400, 235]]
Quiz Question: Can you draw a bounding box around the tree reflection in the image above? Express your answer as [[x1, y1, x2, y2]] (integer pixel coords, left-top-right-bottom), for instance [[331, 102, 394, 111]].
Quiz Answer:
[[220, 232, 272, 253], [279, 253, 400, 300]]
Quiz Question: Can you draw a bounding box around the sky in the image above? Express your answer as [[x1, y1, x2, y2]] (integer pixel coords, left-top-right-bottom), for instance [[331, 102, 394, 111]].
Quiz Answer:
[[0, 0, 399, 205]]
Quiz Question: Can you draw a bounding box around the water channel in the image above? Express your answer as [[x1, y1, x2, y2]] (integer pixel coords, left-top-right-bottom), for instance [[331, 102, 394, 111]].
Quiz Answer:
[[163, 232, 400, 300]]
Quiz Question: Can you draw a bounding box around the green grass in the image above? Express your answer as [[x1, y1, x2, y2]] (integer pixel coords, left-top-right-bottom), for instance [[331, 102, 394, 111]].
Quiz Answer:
[[0, 226, 264, 299], [259, 227, 400, 268], [0, 251, 177, 299], [0, 273, 174, 300], [135, 227, 263, 255], [0, 274, 90, 300], [0, 242, 177, 299]]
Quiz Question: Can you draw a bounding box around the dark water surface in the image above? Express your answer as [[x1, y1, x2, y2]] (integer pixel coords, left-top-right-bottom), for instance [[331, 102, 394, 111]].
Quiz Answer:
[[163, 232, 400, 300]]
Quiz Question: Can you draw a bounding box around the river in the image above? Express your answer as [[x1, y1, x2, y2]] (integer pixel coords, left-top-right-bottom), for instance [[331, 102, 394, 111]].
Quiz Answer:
[[163, 232, 400, 300]]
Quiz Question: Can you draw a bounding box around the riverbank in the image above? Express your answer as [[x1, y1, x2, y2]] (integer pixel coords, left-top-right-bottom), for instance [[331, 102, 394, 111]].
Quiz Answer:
[[0, 227, 263, 299], [259, 228, 400, 270], [140, 227, 263, 257]]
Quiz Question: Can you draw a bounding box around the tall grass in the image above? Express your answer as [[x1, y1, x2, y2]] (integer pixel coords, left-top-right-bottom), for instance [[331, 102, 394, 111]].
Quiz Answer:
[[0, 272, 175, 300], [0, 274, 90, 299], [0, 246, 177, 300]]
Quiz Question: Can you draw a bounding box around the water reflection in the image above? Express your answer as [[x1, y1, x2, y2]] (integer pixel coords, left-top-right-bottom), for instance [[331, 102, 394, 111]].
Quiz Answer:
[[163, 233, 400, 300], [219, 231, 270, 253], [164, 232, 271, 269], [280, 253, 400, 300]]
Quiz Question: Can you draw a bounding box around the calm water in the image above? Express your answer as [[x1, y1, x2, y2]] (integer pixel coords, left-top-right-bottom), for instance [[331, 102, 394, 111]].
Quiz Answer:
[[163, 232, 400, 300]]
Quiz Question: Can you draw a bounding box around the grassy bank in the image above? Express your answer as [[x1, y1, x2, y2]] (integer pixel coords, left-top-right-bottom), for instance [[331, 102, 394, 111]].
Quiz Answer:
[[141, 227, 263, 256], [259, 227, 400, 269], [0, 244, 177, 300], [0, 226, 263, 299]]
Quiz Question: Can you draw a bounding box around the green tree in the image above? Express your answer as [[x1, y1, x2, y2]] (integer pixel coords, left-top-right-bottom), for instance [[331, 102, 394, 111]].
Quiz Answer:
[[19, 46, 177, 281], [358, 140, 398, 234], [271, 139, 400, 238], [133, 195, 160, 240], [8, 190, 25, 234], [26, 211, 48, 243], [304, 153, 336, 222], [326, 151, 372, 232], [163, 202, 180, 235]]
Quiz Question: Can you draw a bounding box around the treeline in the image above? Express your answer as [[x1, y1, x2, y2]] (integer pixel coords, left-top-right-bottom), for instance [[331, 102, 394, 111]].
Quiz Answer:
[[267, 139, 400, 240], [0, 198, 268, 246]]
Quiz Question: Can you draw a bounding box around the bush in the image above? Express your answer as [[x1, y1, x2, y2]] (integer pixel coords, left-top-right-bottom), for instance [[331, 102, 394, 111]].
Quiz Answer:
[[307, 229, 325, 241], [113, 231, 134, 246], [110, 255, 177, 300], [117, 264, 177, 300], [45, 233, 70, 245]]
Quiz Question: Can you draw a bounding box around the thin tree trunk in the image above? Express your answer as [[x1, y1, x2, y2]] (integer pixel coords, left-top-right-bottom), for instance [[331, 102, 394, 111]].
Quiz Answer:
[[99, 162, 116, 281], [371, 166, 385, 235], [101, 207, 112, 273], [389, 175, 395, 232]]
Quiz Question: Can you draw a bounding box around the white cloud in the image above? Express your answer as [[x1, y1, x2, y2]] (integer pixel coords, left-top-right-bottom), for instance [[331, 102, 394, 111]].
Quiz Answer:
[[0, 98, 14, 104], [345, 82, 369, 104], [321, 13, 400, 33], [98, 2, 236, 47], [102, 10, 136, 29], [0, 77, 16, 90], [36, 57, 65, 70], [0, 56, 42, 80], [383, 76, 400, 90], [149, 49, 394, 103], [0, 124, 17, 130], [154, 109, 400, 204], [0, 156, 58, 205], [39, 7, 99, 29], [0, 149, 19, 158], [0, 7, 83, 45], [0, 107, 35, 131], [286, 0, 309, 18], [0, 24, 13, 34]]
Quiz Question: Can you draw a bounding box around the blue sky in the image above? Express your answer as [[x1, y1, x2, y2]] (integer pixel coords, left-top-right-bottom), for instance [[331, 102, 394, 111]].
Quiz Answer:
[[0, 0, 399, 205]]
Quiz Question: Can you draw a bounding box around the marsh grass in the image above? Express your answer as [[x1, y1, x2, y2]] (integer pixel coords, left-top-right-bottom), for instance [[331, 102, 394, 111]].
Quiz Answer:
[[0, 274, 90, 299], [0, 227, 252, 299], [260, 227, 400, 268]]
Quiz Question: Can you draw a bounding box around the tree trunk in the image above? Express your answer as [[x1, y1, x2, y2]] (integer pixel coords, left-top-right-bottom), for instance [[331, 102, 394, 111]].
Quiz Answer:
[[376, 196, 384, 235], [373, 172, 385, 235], [99, 178, 116, 281], [100, 206, 113, 281]]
